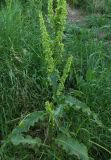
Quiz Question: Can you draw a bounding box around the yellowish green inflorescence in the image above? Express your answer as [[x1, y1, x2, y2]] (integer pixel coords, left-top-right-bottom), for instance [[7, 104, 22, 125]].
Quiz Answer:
[[39, 0, 73, 94], [48, 0, 54, 25], [54, 0, 67, 61], [39, 11, 55, 77], [56, 55, 73, 96]]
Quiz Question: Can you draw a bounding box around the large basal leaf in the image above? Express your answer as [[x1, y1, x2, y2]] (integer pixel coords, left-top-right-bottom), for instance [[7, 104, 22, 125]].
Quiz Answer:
[[11, 134, 41, 146], [65, 96, 102, 126], [10, 111, 45, 146], [64, 95, 91, 115], [12, 111, 46, 135], [55, 135, 89, 160], [58, 95, 102, 126]]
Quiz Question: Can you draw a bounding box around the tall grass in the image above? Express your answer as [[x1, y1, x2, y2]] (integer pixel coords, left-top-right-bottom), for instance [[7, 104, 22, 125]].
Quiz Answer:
[[67, 0, 111, 14], [0, 0, 46, 137], [0, 0, 111, 160], [65, 19, 111, 159]]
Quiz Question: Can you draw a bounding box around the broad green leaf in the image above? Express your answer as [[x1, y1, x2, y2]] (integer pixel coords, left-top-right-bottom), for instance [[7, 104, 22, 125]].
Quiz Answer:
[[12, 111, 46, 134], [64, 95, 91, 115], [54, 104, 64, 118], [65, 95, 86, 108], [11, 134, 41, 146], [55, 135, 89, 160], [64, 96, 102, 126]]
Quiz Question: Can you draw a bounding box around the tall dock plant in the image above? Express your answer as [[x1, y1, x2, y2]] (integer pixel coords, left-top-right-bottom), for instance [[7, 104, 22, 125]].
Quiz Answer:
[[39, 0, 71, 93], [3, 1, 97, 159]]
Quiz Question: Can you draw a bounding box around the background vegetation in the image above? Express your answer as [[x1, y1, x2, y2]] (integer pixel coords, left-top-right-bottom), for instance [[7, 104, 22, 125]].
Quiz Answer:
[[0, 0, 111, 160], [68, 0, 111, 13]]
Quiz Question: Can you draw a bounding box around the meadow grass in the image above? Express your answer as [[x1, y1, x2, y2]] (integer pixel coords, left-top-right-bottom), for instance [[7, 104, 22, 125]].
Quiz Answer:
[[65, 16, 111, 159], [0, 1, 111, 160], [68, 0, 111, 14], [0, 1, 47, 137]]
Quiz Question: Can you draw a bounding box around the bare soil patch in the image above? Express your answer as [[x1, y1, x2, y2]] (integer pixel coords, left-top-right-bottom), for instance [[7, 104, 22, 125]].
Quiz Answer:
[[67, 5, 86, 22]]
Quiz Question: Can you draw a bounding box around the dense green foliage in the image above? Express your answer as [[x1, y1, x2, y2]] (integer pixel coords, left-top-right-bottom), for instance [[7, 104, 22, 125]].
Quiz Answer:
[[0, 0, 111, 160], [68, 0, 111, 13]]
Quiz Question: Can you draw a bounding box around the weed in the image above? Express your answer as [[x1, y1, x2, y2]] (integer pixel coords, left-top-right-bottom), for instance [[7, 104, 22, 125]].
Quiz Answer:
[[0, 0, 111, 160]]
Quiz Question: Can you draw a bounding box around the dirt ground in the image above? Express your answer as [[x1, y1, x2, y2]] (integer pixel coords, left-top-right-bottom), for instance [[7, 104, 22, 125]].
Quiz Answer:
[[67, 4, 86, 22]]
